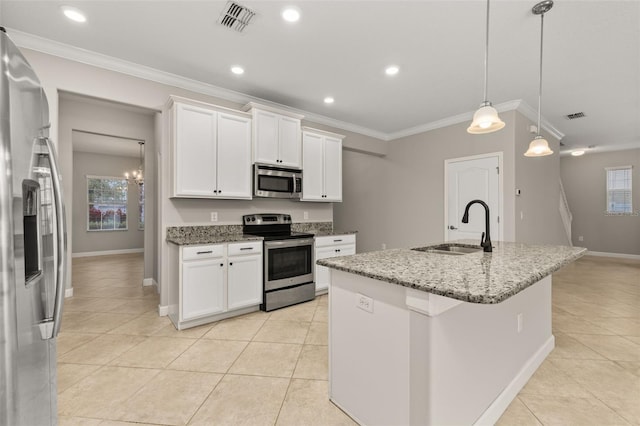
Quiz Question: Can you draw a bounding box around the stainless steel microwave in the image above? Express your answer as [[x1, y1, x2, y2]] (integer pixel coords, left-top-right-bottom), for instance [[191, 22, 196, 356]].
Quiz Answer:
[[254, 163, 302, 199]]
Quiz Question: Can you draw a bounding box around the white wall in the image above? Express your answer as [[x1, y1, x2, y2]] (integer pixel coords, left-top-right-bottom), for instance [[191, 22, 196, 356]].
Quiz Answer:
[[561, 148, 640, 255], [72, 151, 144, 254], [514, 113, 568, 246]]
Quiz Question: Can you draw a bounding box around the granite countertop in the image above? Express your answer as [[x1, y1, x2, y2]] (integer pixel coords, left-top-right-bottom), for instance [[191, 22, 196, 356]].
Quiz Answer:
[[167, 234, 263, 245], [316, 240, 586, 304], [313, 230, 358, 237]]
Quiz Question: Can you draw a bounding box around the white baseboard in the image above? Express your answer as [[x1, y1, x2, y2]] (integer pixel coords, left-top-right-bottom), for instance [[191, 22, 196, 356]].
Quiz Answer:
[[473, 335, 555, 426], [158, 305, 169, 316], [142, 278, 157, 287], [65, 287, 74, 298], [587, 251, 640, 260], [72, 248, 144, 258]]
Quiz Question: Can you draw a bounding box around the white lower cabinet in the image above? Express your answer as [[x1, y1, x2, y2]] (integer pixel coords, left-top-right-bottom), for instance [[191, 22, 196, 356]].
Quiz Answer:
[[227, 245, 262, 310], [169, 241, 263, 329], [314, 234, 356, 293]]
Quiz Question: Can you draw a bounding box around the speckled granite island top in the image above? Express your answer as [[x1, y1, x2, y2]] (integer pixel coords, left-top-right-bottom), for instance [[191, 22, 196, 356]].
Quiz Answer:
[[317, 241, 586, 304]]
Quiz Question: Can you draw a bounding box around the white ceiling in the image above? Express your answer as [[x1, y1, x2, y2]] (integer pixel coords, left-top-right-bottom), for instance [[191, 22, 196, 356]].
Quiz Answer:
[[2, 1, 639, 154]]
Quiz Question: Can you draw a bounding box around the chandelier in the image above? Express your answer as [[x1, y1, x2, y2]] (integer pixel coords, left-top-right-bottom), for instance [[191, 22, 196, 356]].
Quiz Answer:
[[125, 141, 144, 185]]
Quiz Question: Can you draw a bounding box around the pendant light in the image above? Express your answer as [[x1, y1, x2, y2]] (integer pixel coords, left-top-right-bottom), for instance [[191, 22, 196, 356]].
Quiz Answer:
[[524, 0, 554, 157], [124, 141, 144, 185], [467, 0, 505, 134]]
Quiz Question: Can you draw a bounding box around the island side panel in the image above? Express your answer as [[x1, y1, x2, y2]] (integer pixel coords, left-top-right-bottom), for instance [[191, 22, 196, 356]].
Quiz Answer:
[[329, 270, 411, 426], [329, 268, 554, 426], [418, 275, 553, 425]]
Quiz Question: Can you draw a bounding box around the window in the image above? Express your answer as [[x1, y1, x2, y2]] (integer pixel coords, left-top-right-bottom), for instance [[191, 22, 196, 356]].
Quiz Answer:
[[87, 176, 128, 231], [606, 166, 632, 214]]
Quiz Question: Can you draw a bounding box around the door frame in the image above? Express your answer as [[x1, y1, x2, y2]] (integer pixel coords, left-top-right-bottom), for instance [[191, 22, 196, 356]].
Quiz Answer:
[[443, 151, 504, 242]]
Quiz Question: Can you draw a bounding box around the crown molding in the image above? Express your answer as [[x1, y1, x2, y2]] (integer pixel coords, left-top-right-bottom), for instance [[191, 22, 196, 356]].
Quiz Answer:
[[559, 141, 640, 157], [513, 100, 565, 142], [7, 28, 389, 141]]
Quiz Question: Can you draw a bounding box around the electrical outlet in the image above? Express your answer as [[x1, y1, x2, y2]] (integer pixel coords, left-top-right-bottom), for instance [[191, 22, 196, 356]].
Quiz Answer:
[[303, 211, 309, 220], [210, 212, 218, 222], [381, 243, 387, 250], [578, 236, 584, 242], [356, 293, 373, 313], [517, 313, 523, 333]]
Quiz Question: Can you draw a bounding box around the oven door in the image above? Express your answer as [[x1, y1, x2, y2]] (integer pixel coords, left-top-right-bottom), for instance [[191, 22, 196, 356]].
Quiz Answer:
[[264, 238, 314, 291]]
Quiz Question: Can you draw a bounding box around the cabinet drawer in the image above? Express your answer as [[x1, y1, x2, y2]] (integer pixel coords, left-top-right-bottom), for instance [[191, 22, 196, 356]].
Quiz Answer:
[[182, 244, 224, 261], [228, 241, 263, 256], [315, 234, 356, 248]]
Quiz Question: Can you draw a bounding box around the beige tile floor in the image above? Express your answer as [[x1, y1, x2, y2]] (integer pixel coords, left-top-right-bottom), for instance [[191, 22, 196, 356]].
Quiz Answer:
[[58, 254, 639, 425]]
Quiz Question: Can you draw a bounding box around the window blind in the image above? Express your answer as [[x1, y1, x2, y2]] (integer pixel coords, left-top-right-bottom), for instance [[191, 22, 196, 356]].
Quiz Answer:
[[606, 166, 632, 214]]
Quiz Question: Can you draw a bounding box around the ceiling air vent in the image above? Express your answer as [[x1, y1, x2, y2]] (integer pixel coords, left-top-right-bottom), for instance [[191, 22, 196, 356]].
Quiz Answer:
[[219, 1, 256, 32], [565, 112, 586, 120]]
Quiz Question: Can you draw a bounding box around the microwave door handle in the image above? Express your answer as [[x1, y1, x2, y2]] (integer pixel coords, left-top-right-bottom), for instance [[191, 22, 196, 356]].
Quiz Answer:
[[41, 137, 67, 339]]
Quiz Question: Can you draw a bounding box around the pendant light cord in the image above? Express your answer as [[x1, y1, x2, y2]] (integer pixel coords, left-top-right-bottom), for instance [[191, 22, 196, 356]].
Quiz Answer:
[[537, 12, 545, 136], [483, 0, 490, 103]]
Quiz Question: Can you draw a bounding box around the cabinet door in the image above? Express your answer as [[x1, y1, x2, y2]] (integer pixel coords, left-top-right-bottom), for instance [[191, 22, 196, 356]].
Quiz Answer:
[[315, 246, 338, 292], [174, 103, 217, 197], [217, 113, 252, 199], [323, 136, 343, 202], [302, 132, 325, 201], [182, 259, 225, 320], [253, 110, 279, 165], [278, 116, 302, 168], [227, 254, 262, 310]]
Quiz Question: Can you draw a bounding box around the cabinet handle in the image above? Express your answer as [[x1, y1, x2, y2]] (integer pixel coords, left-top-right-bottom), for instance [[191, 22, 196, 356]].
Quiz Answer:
[[333, 239, 343, 242], [239, 247, 253, 251], [229, 262, 233, 266], [220, 263, 224, 267], [197, 250, 213, 255]]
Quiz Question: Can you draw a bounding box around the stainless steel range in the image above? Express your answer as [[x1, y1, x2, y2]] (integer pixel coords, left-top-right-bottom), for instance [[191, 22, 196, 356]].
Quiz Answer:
[[243, 213, 315, 311]]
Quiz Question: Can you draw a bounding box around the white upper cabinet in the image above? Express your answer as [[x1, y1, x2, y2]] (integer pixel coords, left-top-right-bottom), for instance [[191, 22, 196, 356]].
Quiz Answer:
[[174, 103, 217, 197], [168, 96, 252, 199], [216, 112, 252, 198], [244, 102, 304, 168], [302, 127, 344, 202]]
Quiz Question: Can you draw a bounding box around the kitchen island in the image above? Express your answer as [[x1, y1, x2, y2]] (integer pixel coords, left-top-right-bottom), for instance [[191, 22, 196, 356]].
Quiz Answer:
[[317, 241, 586, 426]]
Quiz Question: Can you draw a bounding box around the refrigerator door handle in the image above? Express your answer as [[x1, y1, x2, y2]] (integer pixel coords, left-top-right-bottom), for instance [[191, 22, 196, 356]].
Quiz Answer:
[[39, 137, 67, 339]]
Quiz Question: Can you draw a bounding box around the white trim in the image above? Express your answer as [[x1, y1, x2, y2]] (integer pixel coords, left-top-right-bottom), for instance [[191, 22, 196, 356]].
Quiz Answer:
[[443, 152, 505, 243], [387, 100, 565, 142], [473, 335, 555, 426], [65, 287, 74, 298], [72, 248, 144, 258], [301, 126, 345, 140], [7, 28, 388, 141], [158, 304, 169, 317], [7, 29, 568, 144], [142, 277, 157, 287], [587, 251, 640, 260]]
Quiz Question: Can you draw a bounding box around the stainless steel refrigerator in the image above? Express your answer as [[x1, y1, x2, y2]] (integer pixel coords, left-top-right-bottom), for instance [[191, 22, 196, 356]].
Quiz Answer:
[[0, 27, 67, 426]]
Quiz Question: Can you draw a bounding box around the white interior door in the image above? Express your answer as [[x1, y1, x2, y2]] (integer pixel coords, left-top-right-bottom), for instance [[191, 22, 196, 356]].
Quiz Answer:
[[446, 154, 501, 243]]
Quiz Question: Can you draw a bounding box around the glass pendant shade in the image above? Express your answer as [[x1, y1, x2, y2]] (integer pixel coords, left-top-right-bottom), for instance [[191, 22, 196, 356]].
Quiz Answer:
[[467, 103, 506, 134], [524, 135, 553, 157]]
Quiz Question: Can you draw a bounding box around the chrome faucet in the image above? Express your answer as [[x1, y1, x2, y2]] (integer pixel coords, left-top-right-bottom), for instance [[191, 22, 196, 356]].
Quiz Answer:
[[461, 199, 492, 253]]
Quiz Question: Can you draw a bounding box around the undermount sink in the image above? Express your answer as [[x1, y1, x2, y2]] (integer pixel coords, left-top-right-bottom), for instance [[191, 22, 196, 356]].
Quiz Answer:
[[412, 244, 483, 255]]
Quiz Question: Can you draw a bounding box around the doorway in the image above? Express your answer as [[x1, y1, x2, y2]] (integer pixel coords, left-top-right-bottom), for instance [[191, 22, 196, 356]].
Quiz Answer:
[[444, 152, 503, 243]]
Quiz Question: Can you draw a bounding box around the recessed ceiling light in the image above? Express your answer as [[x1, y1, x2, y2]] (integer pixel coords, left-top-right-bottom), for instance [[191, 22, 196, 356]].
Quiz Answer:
[[324, 97, 334, 104], [61, 6, 86, 23], [282, 7, 300, 23], [385, 65, 399, 76], [231, 66, 245, 75], [571, 150, 585, 157]]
